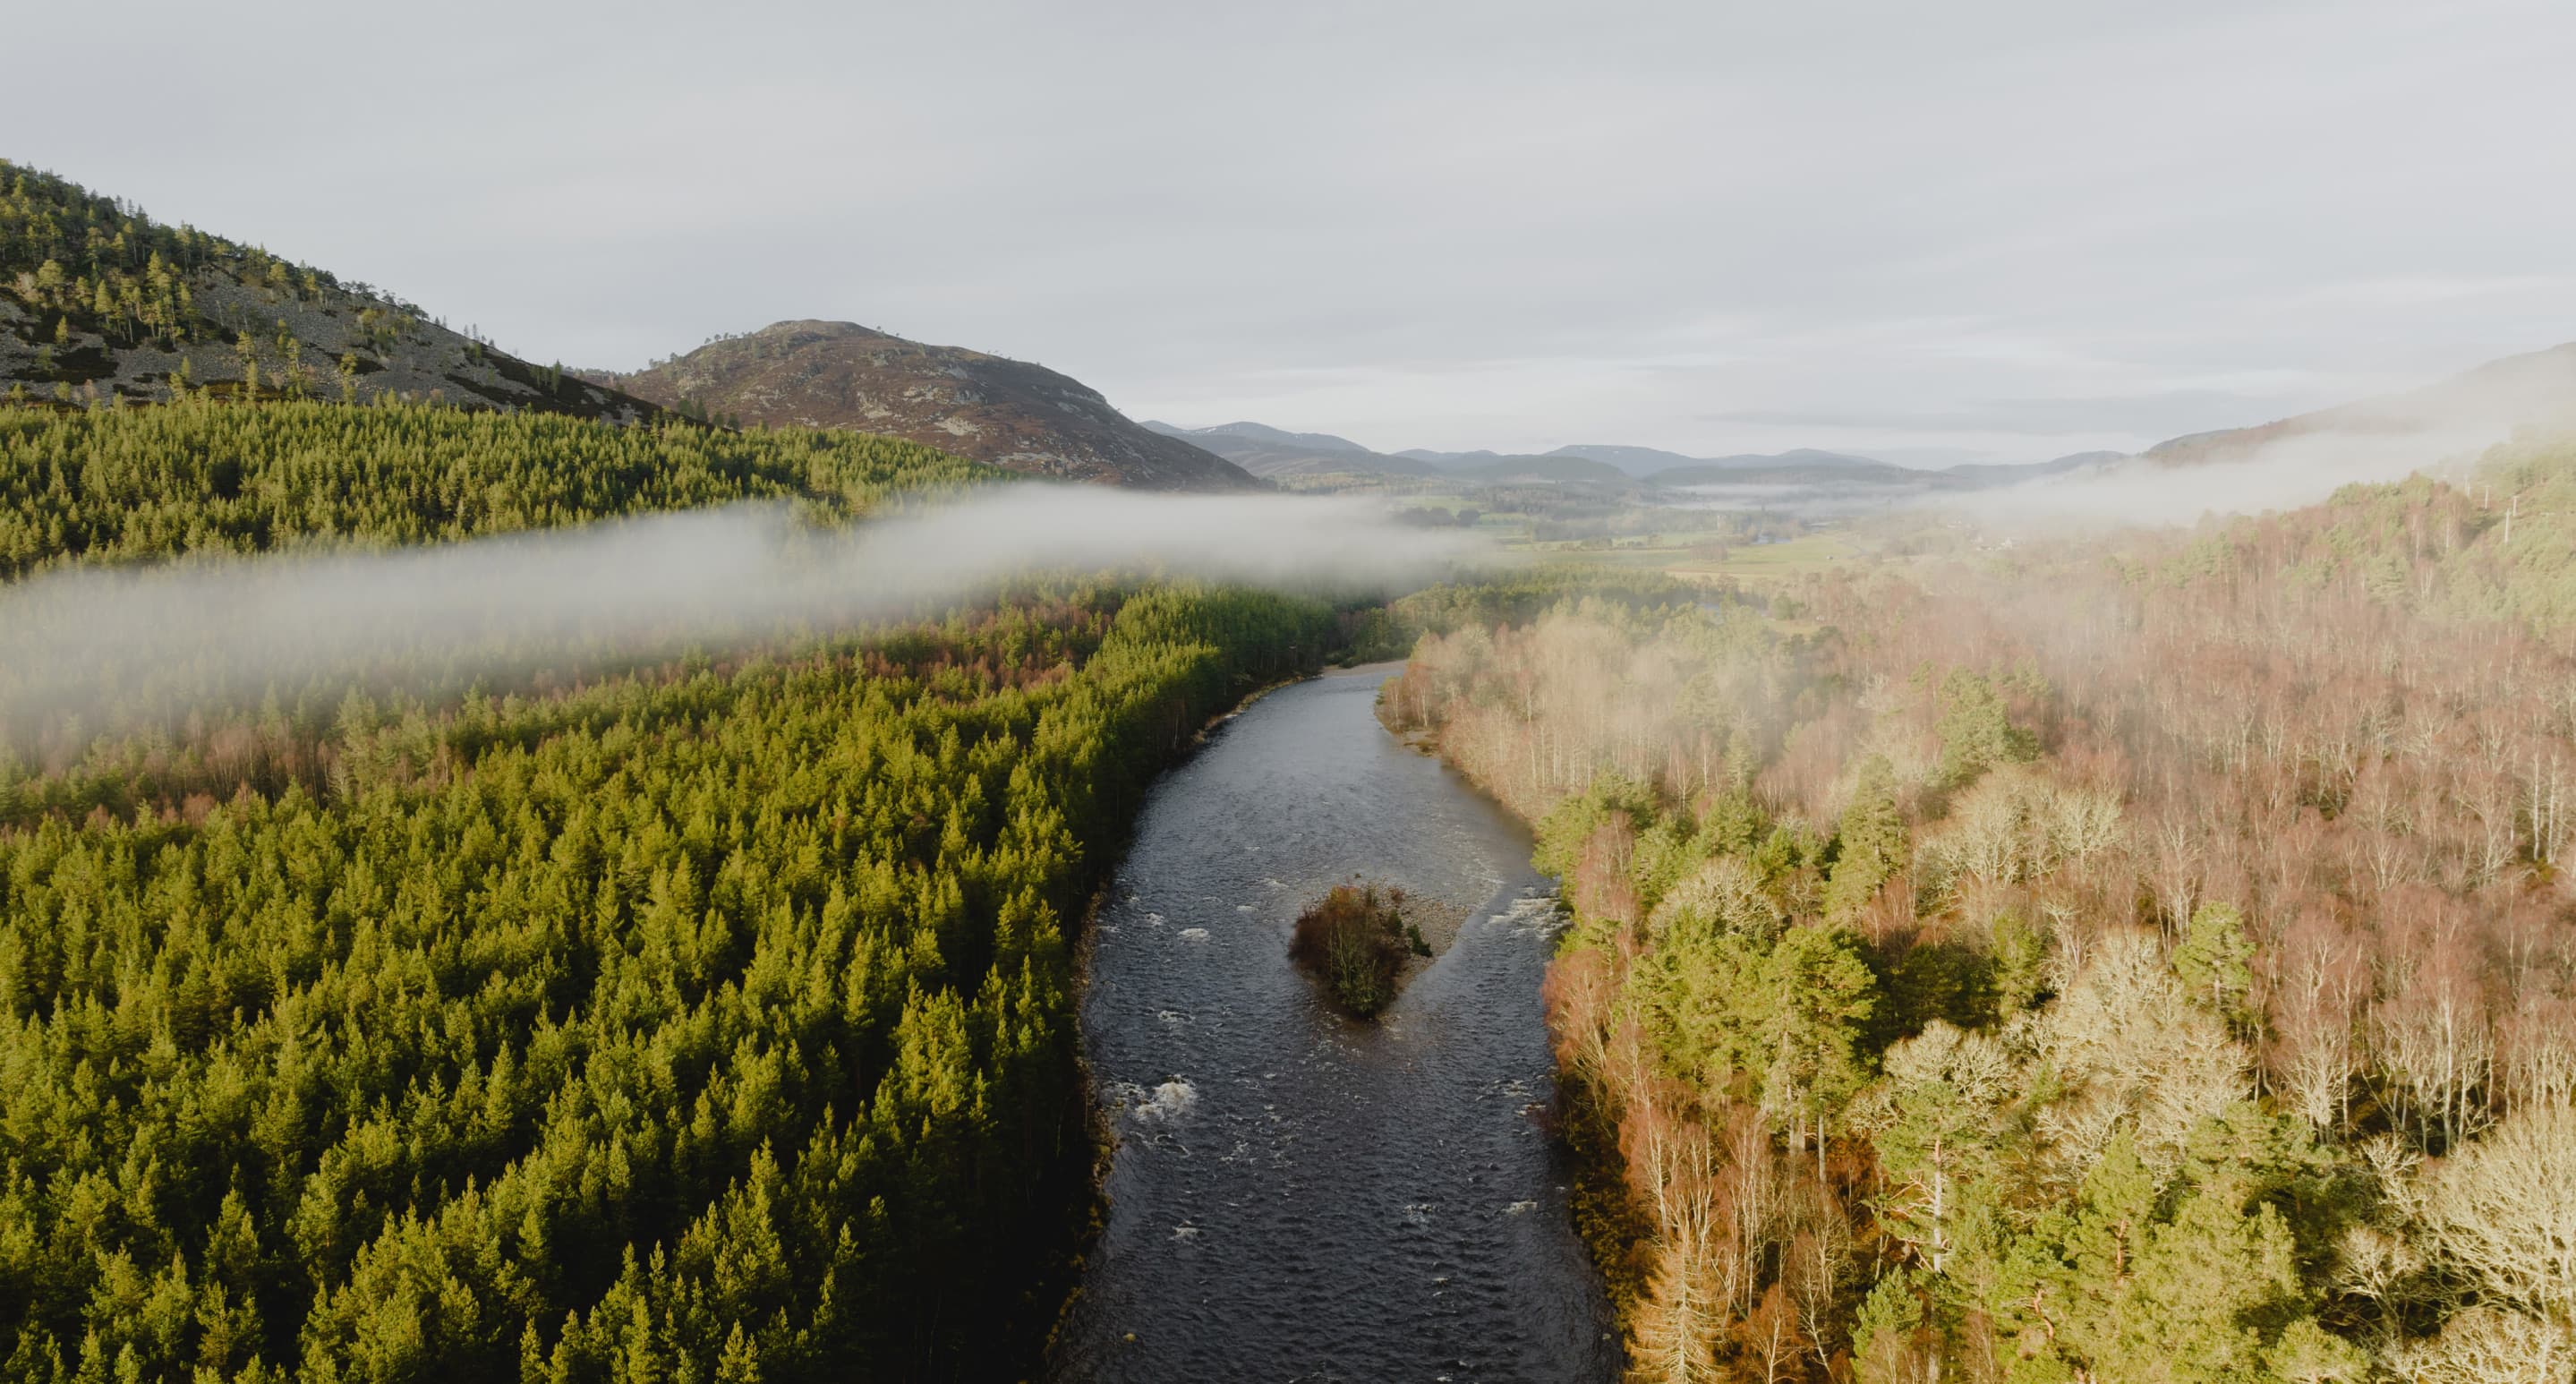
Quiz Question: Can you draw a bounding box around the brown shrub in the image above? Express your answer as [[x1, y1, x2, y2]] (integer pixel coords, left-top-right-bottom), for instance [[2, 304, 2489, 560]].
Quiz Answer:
[[1290, 883, 1420, 1016]]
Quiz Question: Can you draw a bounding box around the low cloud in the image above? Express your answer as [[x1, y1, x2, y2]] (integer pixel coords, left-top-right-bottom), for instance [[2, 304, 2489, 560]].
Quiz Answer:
[[1705, 389, 2296, 447], [0, 487, 1492, 740]]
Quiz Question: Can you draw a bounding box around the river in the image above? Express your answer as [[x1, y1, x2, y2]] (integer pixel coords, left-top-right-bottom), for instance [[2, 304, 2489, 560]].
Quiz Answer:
[[1046, 665, 1621, 1382]]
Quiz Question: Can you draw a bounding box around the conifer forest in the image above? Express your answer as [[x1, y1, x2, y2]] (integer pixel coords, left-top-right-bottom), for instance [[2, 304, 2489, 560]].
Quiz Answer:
[[13, 10, 2576, 1378]]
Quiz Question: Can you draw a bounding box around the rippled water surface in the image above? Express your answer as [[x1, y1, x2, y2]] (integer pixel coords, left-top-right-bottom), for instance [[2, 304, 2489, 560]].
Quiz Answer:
[[1048, 667, 1619, 1382]]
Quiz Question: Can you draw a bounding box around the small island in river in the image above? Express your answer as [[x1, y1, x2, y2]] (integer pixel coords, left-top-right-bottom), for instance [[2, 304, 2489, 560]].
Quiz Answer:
[[1289, 882, 1434, 1016]]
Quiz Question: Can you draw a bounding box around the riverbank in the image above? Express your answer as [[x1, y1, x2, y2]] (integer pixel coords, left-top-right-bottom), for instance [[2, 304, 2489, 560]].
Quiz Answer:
[[1046, 664, 1618, 1380], [1386, 712, 1658, 1337], [1369, 668, 1651, 1311], [1049, 662, 1334, 1358]]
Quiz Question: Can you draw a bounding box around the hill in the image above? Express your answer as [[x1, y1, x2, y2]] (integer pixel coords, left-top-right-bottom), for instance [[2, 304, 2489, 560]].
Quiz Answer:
[[1648, 450, 1919, 486], [2142, 341, 2576, 468], [1394, 448, 1644, 484], [1142, 418, 1441, 478], [1652, 449, 2123, 491], [1937, 449, 2121, 483], [584, 320, 1258, 491], [0, 160, 663, 422], [1557, 444, 1897, 479], [1145, 419, 1375, 457], [1545, 442, 1702, 475], [1447, 453, 1635, 485], [1693, 447, 1891, 472], [1395, 447, 1513, 469]]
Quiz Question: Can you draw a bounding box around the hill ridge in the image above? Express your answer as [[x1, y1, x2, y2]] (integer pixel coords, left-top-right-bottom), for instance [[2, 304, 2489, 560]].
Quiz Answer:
[[2138, 340, 2576, 468], [1140, 417, 1435, 478], [584, 320, 1258, 491], [0, 159, 666, 423]]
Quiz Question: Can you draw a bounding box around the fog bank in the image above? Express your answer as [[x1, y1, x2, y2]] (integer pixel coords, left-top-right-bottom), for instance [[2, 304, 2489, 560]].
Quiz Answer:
[[1949, 428, 2493, 529], [1952, 355, 2576, 528], [0, 487, 1492, 734]]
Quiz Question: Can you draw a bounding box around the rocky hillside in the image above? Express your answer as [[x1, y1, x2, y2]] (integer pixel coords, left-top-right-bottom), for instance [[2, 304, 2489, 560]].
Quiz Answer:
[[0, 160, 662, 422], [585, 321, 1258, 490]]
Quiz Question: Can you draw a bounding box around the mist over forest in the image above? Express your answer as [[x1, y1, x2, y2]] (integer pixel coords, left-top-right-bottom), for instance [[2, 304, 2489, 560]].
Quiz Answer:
[[8, 6, 2576, 1381]]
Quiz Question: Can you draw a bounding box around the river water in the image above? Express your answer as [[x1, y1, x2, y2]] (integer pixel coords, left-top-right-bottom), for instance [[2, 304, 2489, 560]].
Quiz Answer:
[[1047, 666, 1621, 1382]]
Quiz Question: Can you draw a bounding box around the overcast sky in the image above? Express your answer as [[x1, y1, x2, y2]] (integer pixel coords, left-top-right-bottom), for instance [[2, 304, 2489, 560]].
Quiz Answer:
[[18, 0, 2575, 463]]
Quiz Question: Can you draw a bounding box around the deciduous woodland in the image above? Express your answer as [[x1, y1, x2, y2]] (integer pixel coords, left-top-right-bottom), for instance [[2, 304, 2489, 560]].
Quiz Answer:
[[0, 399, 1337, 1380], [1381, 441, 2576, 1382]]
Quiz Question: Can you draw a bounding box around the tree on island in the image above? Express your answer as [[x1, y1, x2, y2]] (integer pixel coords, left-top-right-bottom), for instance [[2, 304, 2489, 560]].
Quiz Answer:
[[1291, 883, 1430, 1017]]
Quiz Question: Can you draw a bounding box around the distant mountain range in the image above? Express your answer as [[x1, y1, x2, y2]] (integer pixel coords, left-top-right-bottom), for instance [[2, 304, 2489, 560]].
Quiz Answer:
[[1139, 420, 1441, 479], [1938, 451, 2125, 484], [1144, 424, 1676, 485], [1419, 454, 1635, 485], [17, 161, 2571, 500], [1147, 425, 2119, 491], [1541, 445, 1892, 478], [586, 322, 1257, 491], [1635, 449, 1921, 485], [1156, 341, 2576, 495]]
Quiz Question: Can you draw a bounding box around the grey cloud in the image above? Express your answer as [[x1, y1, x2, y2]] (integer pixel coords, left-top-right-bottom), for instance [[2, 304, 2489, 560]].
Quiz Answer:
[[12, 0, 2576, 463]]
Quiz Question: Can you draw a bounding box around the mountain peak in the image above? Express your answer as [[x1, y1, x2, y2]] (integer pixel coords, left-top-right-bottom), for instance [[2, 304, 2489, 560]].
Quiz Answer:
[[588, 327, 1256, 491]]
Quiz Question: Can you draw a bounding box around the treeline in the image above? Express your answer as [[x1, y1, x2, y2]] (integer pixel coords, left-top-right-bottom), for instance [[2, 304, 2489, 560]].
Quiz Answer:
[[1380, 437, 2576, 1381], [0, 397, 1343, 1380], [2128, 430, 2576, 636], [0, 398, 989, 579], [2, 162, 662, 419], [1335, 567, 1708, 663], [2, 159, 359, 355], [0, 588, 1130, 833]]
